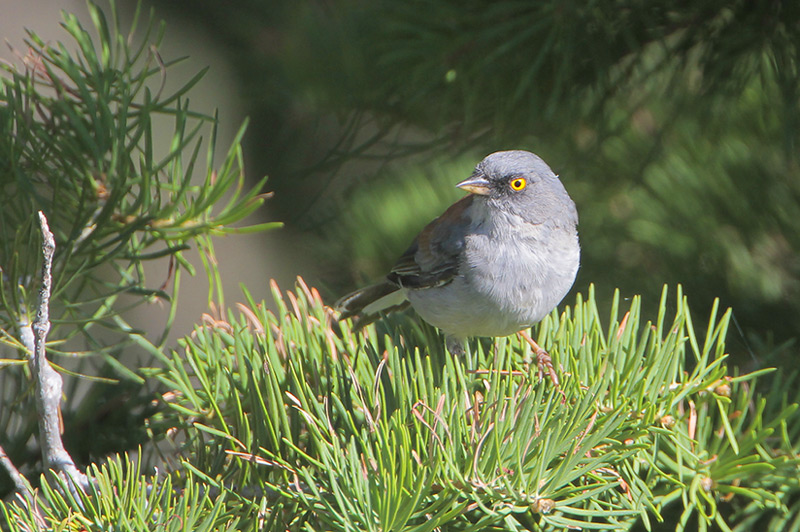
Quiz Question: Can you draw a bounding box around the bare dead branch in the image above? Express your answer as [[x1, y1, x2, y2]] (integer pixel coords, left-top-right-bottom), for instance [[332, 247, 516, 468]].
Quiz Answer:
[[32, 211, 89, 491], [0, 444, 29, 494]]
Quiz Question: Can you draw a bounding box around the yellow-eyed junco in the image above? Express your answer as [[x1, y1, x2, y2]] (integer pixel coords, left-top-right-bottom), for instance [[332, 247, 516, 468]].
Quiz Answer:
[[336, 150, 579, 377]]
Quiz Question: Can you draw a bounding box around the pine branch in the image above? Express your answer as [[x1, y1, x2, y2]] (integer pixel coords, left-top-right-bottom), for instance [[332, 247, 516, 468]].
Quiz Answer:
[[145, 279, 800, 530]]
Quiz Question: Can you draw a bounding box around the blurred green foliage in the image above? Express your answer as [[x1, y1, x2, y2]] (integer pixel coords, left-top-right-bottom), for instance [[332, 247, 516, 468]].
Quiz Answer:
[[152, 0, 800, 356], [321, 156, 476, 282]]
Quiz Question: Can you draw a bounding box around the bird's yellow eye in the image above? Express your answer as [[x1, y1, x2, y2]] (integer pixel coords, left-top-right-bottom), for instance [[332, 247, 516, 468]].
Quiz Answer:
[[510, 177, 527, 191]]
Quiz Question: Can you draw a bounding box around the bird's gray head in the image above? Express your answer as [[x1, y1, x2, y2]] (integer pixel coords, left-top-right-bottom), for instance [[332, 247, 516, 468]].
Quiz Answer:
[[456, 150, 578, 226]]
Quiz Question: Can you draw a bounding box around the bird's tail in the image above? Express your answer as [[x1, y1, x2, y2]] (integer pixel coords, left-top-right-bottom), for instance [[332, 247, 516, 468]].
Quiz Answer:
[[335, 281, 409, 329]]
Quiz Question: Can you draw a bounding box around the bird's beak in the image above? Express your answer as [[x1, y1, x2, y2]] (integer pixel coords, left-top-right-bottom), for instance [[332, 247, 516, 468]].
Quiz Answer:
[[456, 174, 491, 195]]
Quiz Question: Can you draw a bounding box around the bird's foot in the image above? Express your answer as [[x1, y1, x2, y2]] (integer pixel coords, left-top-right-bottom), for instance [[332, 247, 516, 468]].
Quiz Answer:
[[518, 331, 565, 402]]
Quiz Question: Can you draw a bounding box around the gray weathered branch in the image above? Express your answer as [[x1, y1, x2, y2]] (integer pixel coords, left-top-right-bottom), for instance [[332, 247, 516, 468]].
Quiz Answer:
[[31, 211, 88, 490], [0, 444, 29, 495]]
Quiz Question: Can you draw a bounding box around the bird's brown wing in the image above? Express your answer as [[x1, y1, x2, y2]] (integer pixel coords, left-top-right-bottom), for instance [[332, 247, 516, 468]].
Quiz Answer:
[[336, 195, 473, 325], [387, 195, 473, 289]]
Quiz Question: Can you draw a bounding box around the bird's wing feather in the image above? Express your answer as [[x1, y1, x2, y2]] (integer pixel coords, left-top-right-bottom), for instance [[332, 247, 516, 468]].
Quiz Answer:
[[387, 195, 473, 289], [336, 280, 400, 320], [336, 195, 473, 325]]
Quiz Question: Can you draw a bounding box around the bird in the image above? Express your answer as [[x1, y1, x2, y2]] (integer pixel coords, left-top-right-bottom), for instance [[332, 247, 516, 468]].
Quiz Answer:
[[336, 150, 579, 383]]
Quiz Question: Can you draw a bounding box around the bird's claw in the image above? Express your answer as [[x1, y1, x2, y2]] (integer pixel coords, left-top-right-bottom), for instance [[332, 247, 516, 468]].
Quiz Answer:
[[535, 348, 559, 387], [518, 331, 566, 403]]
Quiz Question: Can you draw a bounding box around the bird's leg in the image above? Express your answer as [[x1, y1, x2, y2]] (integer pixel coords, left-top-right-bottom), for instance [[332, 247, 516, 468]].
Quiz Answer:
[[445, 335, 466, 356], [449, 335, 489, 375], [518, 330, 560, 389]]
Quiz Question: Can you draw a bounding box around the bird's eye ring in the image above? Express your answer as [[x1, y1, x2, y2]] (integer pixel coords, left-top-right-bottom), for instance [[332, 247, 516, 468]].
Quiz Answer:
[[510, 178, 527, 191]]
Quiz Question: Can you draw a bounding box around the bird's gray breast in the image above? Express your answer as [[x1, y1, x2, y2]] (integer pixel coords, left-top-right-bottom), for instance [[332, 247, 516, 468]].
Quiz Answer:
[[461, 208, 579, 332], [407, 205, 579, 339]]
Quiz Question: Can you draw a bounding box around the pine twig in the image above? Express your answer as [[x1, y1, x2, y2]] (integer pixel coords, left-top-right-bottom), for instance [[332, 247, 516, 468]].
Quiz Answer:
[[29, 211, 89, 490], [0, 442, 40, 523], [0, 444, 29, 495]]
